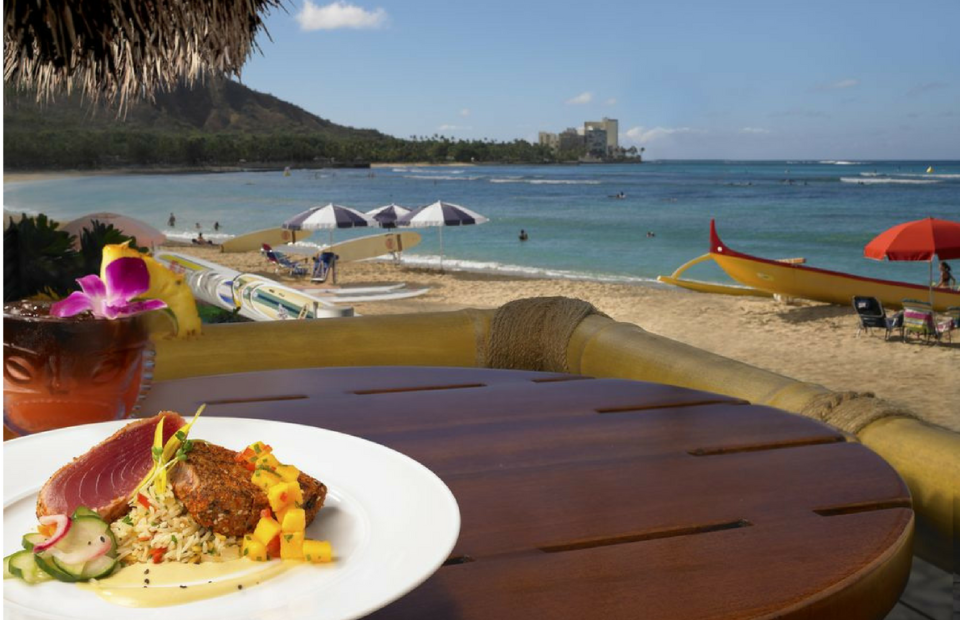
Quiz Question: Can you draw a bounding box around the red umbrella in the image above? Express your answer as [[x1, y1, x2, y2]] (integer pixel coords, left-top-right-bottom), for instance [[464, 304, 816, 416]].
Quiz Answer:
[[864, 217, 960, 306], [864, 217, 960, 261]]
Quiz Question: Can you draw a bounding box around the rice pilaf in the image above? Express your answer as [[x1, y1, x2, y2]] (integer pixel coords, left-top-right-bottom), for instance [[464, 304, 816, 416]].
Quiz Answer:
[[110, 485, 240, 565]]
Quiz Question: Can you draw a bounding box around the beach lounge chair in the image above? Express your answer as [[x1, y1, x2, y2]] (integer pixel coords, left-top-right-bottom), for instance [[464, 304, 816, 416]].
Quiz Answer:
[[901, 299, 938, 344], [934, 306, 960, 344], [266, 250, 308, 277], [852, 296, 899, 340], [311, 252, 338, 284]]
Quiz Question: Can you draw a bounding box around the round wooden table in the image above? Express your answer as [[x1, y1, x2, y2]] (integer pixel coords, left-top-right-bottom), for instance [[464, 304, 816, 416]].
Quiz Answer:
[[140, 366, 913, 620]]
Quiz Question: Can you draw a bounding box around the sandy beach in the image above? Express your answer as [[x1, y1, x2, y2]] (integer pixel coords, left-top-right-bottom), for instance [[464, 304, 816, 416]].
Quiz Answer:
[[171, 244, 960, 433]]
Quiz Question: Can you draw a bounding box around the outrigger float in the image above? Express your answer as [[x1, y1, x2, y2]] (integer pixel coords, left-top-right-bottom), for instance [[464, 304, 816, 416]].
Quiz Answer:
[[659, 220, 960, 311]]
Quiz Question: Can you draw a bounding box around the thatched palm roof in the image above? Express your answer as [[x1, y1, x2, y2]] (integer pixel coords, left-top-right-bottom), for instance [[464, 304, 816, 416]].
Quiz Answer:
[[4, 0, 284, 109]]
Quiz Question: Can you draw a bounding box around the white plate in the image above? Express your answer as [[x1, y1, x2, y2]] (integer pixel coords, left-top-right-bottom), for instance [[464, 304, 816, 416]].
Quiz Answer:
[[3, 418, 460, 620]]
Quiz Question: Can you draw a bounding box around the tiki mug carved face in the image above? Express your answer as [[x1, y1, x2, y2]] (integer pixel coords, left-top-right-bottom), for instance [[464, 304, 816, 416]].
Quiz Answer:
[[4, 302, 153, 435]]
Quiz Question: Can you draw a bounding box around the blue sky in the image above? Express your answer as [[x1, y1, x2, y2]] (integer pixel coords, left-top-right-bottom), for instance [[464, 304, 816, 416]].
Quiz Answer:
[[239, 0, 960, 159]]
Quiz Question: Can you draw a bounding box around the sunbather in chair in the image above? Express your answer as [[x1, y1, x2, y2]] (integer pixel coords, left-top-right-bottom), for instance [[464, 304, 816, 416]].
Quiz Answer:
[[852, 296, 900, 340], [266, 250, 308, 277], [311, 251, 338, 284]]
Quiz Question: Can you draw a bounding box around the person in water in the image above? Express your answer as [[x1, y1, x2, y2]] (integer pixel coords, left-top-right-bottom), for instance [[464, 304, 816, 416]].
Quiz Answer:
[[519, 229, 529, 242], [168, 213, 176, 227], [214, 221, 221, 231], [936, 261, 956, 288]]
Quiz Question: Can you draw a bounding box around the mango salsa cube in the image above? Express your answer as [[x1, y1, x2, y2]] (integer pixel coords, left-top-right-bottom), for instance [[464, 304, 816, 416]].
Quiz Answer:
[[253, 516, 282, 546], [275, 463, 300, 483], [254, 453, 280, 472], [267, 481, 302, 513], [281, 508, 306, 533], [251, 468, 282, 492], [303, 540, 333, 563], [249, 441, 272, 455], [279, 532, 304, 560], [242, 534, 268, 561]]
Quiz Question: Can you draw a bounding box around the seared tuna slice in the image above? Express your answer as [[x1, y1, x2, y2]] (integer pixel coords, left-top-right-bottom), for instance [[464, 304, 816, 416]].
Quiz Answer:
[[37, 412, 186, 522]]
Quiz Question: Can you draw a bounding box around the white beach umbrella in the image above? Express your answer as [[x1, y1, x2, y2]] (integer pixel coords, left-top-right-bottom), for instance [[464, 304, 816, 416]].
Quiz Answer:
[[397, 200, 489, 270], [283, 203, 374, 245]]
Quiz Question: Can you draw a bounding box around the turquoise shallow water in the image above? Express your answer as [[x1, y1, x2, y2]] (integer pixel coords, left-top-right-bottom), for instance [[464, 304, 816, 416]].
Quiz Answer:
[[4, 161, 959, 286]]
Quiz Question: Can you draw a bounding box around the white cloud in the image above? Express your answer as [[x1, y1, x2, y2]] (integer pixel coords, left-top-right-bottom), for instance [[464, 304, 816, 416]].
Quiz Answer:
[[606, 98, 617, 106], [740, 127, 771, 134], [565, 91, 593, 105], [438, 124, 471, 131], [459, 108, 471, 117], [622, 126, 706, 144], [813, 78, 859, 92], [296, 1, 387, 31]]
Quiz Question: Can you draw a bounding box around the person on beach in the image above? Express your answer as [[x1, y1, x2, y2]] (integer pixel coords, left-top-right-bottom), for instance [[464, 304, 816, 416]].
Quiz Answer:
[[168, 213, 176, 227], [936, 261, 955, 289], [519, 229, 529, 242]]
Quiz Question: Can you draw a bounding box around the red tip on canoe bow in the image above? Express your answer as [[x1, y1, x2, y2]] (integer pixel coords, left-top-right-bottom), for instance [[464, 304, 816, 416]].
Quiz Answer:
[[710, 219, 727, 255]]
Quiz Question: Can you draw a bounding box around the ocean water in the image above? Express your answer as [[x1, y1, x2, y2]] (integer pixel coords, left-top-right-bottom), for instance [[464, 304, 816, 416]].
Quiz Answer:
[[4, 161, 960, 287]]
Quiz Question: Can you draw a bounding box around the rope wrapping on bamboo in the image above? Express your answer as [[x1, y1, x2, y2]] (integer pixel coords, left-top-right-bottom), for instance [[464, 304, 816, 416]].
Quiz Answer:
[[799, 391, 919, 435], [484, 297, 608, 372]]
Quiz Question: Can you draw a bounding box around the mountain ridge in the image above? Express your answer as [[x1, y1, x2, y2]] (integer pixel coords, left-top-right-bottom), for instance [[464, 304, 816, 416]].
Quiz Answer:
[[4, 78, 388, 140]]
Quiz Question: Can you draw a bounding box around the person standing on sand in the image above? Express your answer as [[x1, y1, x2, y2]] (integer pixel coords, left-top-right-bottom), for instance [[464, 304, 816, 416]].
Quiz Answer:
[[168, 213, 176, 227]]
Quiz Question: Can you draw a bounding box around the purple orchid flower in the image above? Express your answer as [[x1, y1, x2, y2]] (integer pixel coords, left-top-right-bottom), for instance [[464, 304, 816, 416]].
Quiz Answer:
[[51, 257, 167, 319]]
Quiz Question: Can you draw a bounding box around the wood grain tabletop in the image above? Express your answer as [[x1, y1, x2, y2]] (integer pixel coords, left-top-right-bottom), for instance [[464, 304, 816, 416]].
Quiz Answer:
[[141, 366, 914, 620]]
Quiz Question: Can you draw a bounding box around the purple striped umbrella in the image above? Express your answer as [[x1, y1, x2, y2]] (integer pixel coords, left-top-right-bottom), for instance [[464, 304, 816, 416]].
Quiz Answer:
[[397, 201, 489, 270], [366, 204, 411, 229], [283, 203, 374, 245]]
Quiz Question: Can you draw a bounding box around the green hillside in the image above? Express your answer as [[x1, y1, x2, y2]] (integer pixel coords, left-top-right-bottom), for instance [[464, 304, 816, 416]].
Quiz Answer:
[[3, 79, 555, 169]]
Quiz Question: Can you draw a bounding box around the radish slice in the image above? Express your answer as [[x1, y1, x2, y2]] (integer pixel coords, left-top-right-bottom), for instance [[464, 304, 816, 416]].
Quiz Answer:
[[32, 515, 71, 552], [49, 535, 112, 565]]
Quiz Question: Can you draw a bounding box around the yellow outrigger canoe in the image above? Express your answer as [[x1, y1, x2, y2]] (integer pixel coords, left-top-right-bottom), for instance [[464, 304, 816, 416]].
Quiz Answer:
[[661, 220, 960, 311]]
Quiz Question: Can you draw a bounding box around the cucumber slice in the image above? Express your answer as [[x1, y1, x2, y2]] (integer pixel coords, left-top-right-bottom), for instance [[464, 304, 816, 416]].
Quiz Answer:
[[81, 555, 118, 580], [52, 556, 87, 581], [62, 514, 118, 558], [72, 506, 100, 519], [22, 532, 47, 550], [3, 554, 14, 579], [8, 550, 51, 584], [34, 553, 77, 583]]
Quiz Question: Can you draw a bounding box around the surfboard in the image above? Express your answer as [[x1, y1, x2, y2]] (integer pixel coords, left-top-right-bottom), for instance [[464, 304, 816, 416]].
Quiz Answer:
[[300, 283, 407, 295], [155, 252, 352, 321], [220, 227, 314, 253], [324, 232, 422, 263], [301, 287, 431, 303], [232, 274, 353, 320], [154, 251, 240, 310]]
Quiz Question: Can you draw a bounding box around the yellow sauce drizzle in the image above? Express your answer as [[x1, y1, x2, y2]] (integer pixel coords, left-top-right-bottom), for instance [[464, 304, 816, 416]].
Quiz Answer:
[[78, 559, 293, 607]]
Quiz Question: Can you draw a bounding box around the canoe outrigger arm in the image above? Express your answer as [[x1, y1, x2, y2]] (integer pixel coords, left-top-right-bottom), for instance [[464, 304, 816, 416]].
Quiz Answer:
[[656, 253, 773, 298]]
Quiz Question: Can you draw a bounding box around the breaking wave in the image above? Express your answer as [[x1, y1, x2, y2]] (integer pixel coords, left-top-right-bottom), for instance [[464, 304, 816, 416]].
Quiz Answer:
[[841, 177, 941, 185], [394, 253, 657, 285], [488, 178, 602, 185]]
